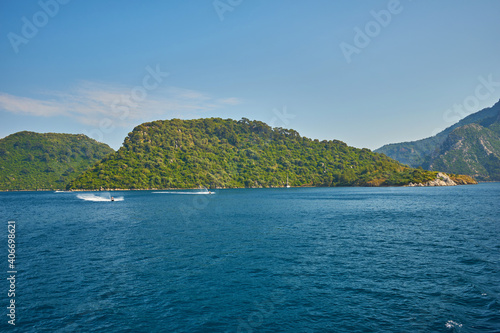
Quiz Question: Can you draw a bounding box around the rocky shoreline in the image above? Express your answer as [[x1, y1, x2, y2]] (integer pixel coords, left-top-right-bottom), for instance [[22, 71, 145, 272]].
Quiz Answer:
[[0, 172, 479, 191], [407, 172, 477, 187]]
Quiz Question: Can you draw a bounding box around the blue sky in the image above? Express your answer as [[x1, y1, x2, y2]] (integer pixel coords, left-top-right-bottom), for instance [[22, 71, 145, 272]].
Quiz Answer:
[[1, 0, 499, 150]]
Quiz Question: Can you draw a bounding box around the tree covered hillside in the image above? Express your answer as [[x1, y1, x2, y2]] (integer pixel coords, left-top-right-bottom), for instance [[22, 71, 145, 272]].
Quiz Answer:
[[0, 132, 114, 190], [68, 118, 447, 190]]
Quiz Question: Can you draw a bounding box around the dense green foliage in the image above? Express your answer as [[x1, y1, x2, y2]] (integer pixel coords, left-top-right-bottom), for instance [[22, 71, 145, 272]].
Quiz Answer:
[[68, 118, 440, 190], [376, 100, 500, 180], [0, 132, 114, 190]]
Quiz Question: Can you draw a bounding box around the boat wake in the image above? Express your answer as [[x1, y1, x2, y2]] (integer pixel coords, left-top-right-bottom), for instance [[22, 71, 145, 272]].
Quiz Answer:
[[76, 193, 124, 202]]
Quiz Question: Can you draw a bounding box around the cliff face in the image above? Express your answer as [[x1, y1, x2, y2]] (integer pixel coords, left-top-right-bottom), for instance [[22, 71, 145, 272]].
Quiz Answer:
[[376, 100, 500, 181], [425, 124, 500, 180]]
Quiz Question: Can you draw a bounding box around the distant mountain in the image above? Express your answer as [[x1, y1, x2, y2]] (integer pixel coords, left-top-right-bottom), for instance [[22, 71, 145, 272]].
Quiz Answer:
[[0, 132, 114, 190], [375, 100, 500, 181], [67, 118, 474, 190]]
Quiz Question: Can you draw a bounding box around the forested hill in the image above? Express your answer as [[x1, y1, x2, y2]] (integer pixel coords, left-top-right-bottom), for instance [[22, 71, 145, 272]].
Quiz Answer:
[[0, 132, 114, 190], [68, 118, 468, 190]]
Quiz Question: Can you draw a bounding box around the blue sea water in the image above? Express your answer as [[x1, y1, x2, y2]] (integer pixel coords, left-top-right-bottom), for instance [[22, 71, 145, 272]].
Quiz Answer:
[[1, 184, 499, 332]]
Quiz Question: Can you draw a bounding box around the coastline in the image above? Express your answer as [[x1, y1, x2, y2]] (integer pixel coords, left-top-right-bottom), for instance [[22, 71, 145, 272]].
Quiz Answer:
[[1, 182, 486, 193]]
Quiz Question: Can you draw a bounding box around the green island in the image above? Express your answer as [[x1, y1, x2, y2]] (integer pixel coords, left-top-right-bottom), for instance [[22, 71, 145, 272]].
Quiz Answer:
[[0, 132, 114, 191], [66, 118, 476, 190]]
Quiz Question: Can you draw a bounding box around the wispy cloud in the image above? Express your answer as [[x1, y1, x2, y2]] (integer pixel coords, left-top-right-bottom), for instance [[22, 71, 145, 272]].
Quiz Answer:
[[0, 82, 242, 127], [0, 93, 66, 117]]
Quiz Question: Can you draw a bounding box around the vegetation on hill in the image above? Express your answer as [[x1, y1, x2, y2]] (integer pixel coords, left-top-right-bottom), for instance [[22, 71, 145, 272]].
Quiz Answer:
[[67, 118, 447, 190], [0, 132, 114, 190], [424, 123, 500, 180], [375, 100, 500, 181]]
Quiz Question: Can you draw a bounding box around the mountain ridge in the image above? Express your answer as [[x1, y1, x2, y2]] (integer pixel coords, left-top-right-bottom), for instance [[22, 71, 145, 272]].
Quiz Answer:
[[375, 100, 500, 180]]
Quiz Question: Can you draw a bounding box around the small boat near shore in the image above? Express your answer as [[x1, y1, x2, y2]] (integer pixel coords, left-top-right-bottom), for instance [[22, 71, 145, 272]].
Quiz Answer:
[[76, 193, 124, 202]]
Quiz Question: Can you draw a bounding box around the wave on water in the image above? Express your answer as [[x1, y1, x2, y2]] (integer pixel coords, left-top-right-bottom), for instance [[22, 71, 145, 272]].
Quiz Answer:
[[76, 194, 124, 202], [153, 191, 214, 195], [445, 320, 463, 329]]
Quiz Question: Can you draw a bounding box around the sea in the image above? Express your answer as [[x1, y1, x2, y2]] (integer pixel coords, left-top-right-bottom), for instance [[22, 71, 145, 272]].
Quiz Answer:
[[0, 183, 499, 332]]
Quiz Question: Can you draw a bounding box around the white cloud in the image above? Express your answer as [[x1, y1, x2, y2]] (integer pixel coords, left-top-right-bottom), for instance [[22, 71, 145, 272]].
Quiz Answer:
[[216, 97, 241, 105], [0, 82, 242, 128], [0, 93, 66, 117]]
